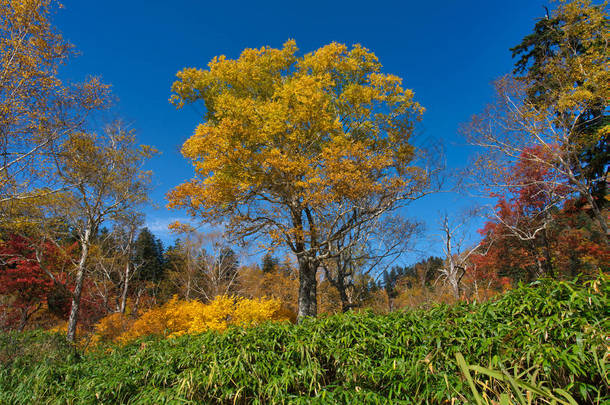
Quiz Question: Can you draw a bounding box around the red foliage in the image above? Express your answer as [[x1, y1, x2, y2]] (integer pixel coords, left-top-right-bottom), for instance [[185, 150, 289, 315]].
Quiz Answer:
[[0, 235, 54, 329], [0, 236, 53, 305], [470, 146, 608, 284], [0, 234, 90, 330]]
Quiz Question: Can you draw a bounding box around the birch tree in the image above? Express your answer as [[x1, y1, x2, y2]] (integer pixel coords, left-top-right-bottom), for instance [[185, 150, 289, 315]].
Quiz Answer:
[[464, 1, 608, 242], [437, 213, 484, 299], [57, 122, 154, 341], [320, 215, 421, 312], [0, 0, 108, 210]]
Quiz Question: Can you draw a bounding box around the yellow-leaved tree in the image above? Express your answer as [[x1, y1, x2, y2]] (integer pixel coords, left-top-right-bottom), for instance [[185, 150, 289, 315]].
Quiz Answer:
[[169, 41, 434, 319], [0, 0, 109, 212]]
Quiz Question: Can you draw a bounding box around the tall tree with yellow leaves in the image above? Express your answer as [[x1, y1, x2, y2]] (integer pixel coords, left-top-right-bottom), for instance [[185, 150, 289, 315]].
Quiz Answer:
[[0, 0, 108, 213], [169, 41, 434, 319]]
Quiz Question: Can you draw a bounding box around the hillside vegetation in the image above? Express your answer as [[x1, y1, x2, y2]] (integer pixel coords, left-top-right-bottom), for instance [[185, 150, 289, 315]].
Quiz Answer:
[[1, 275, 607, 404]]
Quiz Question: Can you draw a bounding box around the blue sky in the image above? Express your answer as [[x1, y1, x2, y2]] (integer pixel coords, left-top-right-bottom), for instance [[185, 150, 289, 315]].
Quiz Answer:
[[53, 0, 549, 265]]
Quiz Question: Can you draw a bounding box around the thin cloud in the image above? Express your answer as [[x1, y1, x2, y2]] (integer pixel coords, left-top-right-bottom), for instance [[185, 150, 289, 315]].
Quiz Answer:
[[145, 216, 191, 234]]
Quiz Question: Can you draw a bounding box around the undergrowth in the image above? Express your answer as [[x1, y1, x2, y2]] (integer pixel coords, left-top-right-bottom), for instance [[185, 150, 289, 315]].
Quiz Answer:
[[0, 275, 607, 404]]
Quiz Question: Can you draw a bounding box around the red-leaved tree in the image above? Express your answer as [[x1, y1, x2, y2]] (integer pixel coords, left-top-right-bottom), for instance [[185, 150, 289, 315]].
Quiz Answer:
[[0, 235, 54, 330]]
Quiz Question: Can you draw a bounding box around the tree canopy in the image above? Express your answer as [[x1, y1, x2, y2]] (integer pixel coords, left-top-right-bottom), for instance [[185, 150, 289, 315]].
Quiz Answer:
[[168, 40, 431, 318], [465, 0, 609, 241], [510, 0, 609, 203], [0, 0, 108, 211]]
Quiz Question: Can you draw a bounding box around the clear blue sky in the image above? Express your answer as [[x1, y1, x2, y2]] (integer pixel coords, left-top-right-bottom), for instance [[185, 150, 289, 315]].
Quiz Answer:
[[53, 0, 549, 265]]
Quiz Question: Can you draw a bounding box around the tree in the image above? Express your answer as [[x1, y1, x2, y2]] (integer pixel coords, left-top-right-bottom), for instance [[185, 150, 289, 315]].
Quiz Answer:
[[487, 146, 575, 279], [261, 253, 279, 274], [158, 238, 186, 301], [551, 201, 609, 276], [115, 215, 144, 314], [169, 41, 434, 319], [89, 213, 144, 314], [410, 256, 444, 288], [54, 122, 154, 341], [0, 0, 108, 208], [472, 190, 609, 285], [133, 227, 165, 283], [0, 234, 53, 330], [238, 262, 299, 317], [465, 1, 608, 241], [473, 197, 609, 285], [163, 231, 241, 302], [510, 0, 609, 204], [468, 145, 609, 284], [320, 215, 421, 312], [437, 212, 484, 299], [382, 266, 408, 311]]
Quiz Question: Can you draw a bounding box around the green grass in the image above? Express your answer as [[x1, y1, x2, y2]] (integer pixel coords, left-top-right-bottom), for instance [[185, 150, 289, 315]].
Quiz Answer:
[[1, 275, 607, 404]]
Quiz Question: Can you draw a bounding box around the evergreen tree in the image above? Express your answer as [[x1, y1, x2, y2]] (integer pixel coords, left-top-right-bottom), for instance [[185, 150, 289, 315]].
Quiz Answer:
[[133, 228, 165, 283], [217, 247, 239, 285], [261, 253, 279, 274]]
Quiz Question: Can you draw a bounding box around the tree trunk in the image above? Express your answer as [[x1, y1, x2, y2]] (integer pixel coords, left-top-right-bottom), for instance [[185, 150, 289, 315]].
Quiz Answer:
[[132, 287, 144, 317], [17, 304, 39, 332], [585, 192, 608, 244], [447, 256, 460, 300], [119, 228, 136, 314], [67, 227, 90, 342], [566, 165, 608, 244], [339, 286, 351, 313], [449, 272, 460, 300], [119, 261, 130, 314], [326, 265, 352, 313], [185, 278, 191, 300], [386, 291, 394, 312], [542, 231, 555, 278], [297, 257, 317, 321], [17, 308, 28, 332], [333, 273, 354, 313]]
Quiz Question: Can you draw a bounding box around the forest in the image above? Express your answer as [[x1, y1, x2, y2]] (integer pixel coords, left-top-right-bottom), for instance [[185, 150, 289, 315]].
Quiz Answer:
[[0, 0, 608, 403]]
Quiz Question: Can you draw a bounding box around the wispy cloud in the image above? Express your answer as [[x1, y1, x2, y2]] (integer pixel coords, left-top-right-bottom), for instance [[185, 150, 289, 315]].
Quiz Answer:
[[144, 216, 190, 235], [144, 216, 221, 242]]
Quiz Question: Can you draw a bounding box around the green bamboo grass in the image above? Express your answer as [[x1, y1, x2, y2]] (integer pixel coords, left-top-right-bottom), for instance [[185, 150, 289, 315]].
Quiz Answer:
[[1, 275, 607, 404]]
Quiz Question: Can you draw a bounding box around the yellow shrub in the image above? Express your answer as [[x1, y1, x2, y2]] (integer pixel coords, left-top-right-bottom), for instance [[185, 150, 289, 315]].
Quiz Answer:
[[48, 321, 94, 349], [233, 296, 289, 325], [93, 295, 291, 344], [89, 312, 133, 346]]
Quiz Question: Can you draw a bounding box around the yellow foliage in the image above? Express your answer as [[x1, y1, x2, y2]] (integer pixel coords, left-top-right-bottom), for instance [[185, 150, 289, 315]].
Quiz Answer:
[[0, 0, 110, 209], [49, 320, 89, 347], [392, 278, 502, 310], [168, 40, 431, 319], [360, 289, 392, 314], [167, 40, 427, 245], [393, 284, 457, 310], [238, 265, 299, 316], [92, 295, 291, 345], [88, 312, 133, 346]]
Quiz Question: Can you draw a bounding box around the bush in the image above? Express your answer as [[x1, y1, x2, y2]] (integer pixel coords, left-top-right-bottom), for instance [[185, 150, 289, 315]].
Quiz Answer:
[[91, 295, 294, 345]]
